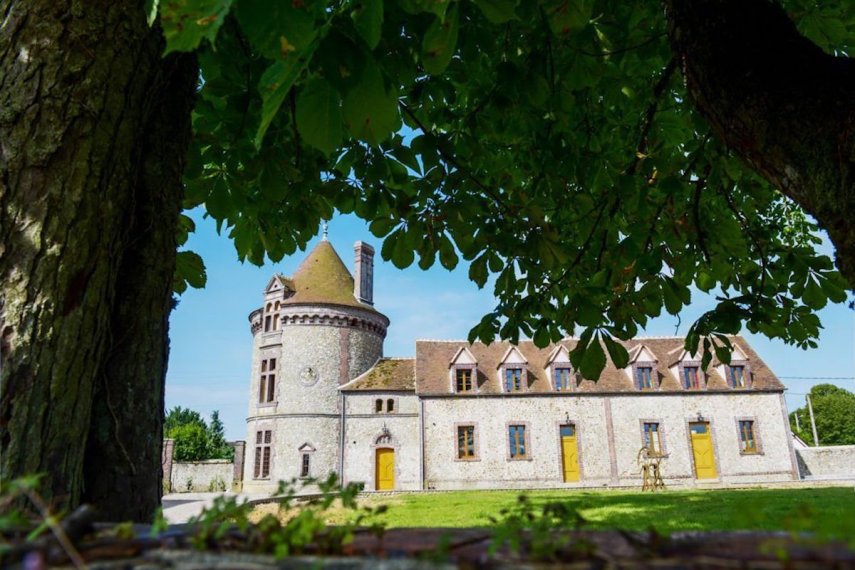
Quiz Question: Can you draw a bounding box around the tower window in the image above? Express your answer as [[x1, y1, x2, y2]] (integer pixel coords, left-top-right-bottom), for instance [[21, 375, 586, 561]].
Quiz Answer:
[[300, 453, 311, 477], [387, 398, 395, 413], [259, 358, 276, 404], [375, 399, 383, 413], [254, 430, 272, 479]]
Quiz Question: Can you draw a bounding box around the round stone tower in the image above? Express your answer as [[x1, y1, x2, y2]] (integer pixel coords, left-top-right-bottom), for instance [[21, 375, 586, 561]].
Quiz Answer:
[[243, 237, 388, 493]]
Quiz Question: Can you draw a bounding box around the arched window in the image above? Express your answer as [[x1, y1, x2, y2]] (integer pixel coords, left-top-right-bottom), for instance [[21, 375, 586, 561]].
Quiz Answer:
[[264, 315, 271, 332], [375, 399, 383, 413], [387, 399, 395, 413], [273, 302, 281, 330]]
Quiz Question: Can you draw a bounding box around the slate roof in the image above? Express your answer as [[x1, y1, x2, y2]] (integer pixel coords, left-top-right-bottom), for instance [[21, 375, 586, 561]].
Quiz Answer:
[[414, 336, 784, 396], [341, 358, 416, 392], [281, 239, 378, 313]]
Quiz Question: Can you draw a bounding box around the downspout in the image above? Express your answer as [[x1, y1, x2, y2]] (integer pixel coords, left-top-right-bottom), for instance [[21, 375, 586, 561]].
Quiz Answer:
[[419, 397, 426, 490], [339, 392, 347, 483]]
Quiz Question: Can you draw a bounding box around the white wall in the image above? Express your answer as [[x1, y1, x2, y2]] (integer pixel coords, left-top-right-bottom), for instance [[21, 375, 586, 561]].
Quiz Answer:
[[796, 445, 855, 479]]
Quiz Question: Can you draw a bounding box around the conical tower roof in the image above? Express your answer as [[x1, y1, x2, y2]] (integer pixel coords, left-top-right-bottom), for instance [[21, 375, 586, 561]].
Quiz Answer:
[[282, 239, 377, 312]]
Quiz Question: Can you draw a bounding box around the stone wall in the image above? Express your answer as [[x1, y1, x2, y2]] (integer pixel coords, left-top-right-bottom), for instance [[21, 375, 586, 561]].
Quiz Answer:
[[341, 393, 421, 491], [170, 460, 233, 493], [795, 445, 855, 479], [422, 391, 796, 490]]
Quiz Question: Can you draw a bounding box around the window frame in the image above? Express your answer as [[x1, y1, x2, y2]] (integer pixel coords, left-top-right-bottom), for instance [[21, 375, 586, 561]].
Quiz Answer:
[[552, 366, 575, 392], [632, 362, 657, 391], [258, 357, 277, 405], [253, 429, 273, 480], [735, 416, 763, 455], [679, 361, 705, 391], [450, 364, 477, 394], [501, 366, 527, 393], [506, 421, 532, 461], [454, 422, 480, 461], [455, 367, 474, 393], [727, 361, 751, 389], [639, 419, 667, 457]]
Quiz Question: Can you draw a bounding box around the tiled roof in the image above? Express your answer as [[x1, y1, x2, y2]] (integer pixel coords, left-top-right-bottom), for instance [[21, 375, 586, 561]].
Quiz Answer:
[[341, 358, 416, 391], [414, 336, 783, 395], [281, 240, 378, 313]]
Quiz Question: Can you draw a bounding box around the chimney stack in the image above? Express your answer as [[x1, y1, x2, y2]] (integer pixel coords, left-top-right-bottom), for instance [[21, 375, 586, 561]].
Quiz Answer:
[[354, 242, 374, 305]]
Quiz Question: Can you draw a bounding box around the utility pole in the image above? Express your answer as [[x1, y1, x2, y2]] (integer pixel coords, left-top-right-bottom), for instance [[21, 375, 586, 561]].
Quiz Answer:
[[794, 410, 801, 432], [806, 394, 819, 447]]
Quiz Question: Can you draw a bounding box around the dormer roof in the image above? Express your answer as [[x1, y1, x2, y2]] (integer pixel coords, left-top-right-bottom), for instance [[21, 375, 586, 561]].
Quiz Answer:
[[449, 346, 478, 366], [628, 344, 658, 364], [265, 274, 294, 295], [497, 345, 527, 368], [545, 345, 571, 365]]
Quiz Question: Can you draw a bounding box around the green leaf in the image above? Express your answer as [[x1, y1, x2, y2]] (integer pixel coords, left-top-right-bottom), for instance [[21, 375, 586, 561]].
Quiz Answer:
[[438, 234, 459, 269], [342, 59, 399, 146], [234, 0, 317, 59], [473, 0, 518, 23], [174, 251, 207, 294], [296, 78, 343, 155], [602, 334, 629, 369], [542, 0, 591, 37], [532, 326, 550, 348], [160, 0, 232, 53], [352, 0, 384, 49], [256, 48, 316, 147], [802, 277, 828, 310], [579, 334, 606, 380], [421, 6, 459, 75]]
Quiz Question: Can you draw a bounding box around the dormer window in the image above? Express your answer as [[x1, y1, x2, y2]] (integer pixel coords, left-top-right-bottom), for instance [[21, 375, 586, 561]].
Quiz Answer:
[[449, 347, 478, 394], [728, 365, 747, 388], [554, 367, 574, 391], [498, 346, 528, 393], [635, 365, 654, 390], [455, 368, 473, 393], [683, 365, 702, 390], [505, 368, 524, 392]]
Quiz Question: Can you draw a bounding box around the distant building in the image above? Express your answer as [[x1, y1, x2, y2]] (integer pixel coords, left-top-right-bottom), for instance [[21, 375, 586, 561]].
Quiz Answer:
[[243, 238, 799, 493]]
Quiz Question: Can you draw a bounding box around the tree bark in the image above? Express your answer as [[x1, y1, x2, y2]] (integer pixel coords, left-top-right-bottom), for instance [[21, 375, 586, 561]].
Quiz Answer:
[[0, 0, 196, 521], [665, 0, 855, 286]]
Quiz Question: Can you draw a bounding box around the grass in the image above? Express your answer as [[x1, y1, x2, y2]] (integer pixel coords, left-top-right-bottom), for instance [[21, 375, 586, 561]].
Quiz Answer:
[[346, 486, 855, 539]]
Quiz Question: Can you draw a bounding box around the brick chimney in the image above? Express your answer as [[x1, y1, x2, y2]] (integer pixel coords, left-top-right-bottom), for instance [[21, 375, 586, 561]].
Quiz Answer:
[[354, 241, 374, 305]]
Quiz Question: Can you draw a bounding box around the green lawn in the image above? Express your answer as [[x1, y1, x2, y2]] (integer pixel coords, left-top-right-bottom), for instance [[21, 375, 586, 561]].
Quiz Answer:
[[365, 486, 855, 539]]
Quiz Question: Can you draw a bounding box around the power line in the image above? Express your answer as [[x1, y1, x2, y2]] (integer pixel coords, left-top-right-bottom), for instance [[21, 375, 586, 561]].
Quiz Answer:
[[778, 376, 854, 380]]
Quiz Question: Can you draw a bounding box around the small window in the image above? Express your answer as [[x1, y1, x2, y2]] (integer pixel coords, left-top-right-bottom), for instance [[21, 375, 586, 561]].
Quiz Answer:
[[273, 302, 281, 331], [300, 453, 310, 477], [683, 366, 701, 390], [560, 424, 575, 438], [386, 398, 395, 413], [505, 368, 523, 392], [264, 315, 272, 332], [636, 366, 654, 390], [254, 430, 272, 479], [508, 424, 528, 459], [739, 420, 758, 454], [455, 368, 473, 393], [259, 358, 276, 403], [554, 367, 573, 391], [642, 422, 662, 456], [375, 399, 383, 413], [729, 365, 746, 388], [457, 425, 476, 459]]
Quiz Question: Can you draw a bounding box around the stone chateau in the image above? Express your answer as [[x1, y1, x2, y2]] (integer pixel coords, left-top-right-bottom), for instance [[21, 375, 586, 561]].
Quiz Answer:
[[243, 237, 799, 493]]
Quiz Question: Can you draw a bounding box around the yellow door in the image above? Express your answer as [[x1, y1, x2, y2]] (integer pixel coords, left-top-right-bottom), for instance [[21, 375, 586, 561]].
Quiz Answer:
[[560, 425, 580, 482], [376, 448, 395, 490], [689, 422, 717, 479]]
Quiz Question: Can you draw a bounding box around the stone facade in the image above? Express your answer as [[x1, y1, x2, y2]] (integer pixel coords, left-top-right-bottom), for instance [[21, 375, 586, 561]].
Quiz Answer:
[[244, 239, 798, 494], [171, 460, 233, 492]]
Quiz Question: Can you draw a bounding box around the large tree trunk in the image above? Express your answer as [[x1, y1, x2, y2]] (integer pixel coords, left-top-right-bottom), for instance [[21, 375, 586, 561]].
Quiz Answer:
[[0, 0, 196, 521], [664, 0, 855, 286]]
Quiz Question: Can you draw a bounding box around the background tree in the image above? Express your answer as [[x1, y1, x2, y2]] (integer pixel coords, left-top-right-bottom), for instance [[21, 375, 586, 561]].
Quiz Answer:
[[1, 0, 852, 521], [164, 407, 234, 461], [790, 385, 855, 446]]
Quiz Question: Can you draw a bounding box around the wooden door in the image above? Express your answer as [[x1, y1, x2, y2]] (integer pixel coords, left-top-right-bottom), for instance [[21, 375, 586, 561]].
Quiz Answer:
[[689, 422, 717, 479], [560, 425, 580, 482], [375, 448, 395, 490]]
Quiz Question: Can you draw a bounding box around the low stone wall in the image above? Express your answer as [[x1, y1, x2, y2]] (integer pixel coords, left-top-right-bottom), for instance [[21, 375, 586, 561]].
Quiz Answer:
[[795, 445, 855, 479], [171, 460, 234, 492]]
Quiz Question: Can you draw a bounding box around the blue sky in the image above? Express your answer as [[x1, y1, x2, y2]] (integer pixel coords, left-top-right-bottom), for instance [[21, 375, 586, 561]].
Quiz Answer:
[[166, 211, 855, 440]]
